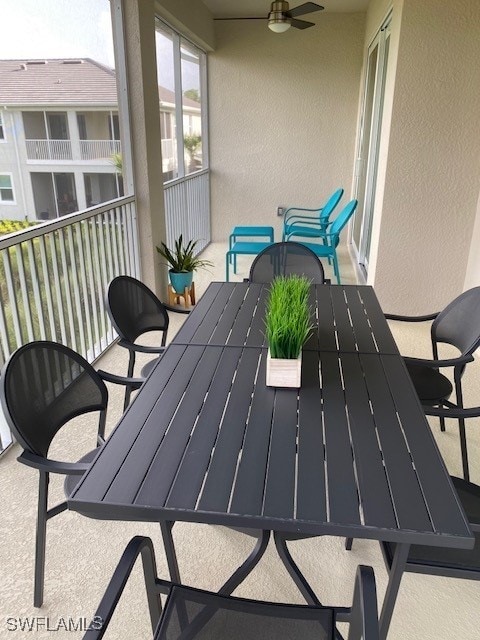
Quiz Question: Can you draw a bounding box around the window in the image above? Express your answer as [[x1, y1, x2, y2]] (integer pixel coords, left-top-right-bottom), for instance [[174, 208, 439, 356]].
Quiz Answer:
[[155, 21, 207, 181], [181, 40, 204, 175], [108, 113, 120, 141], [0, 112, 5, 140], [77, 114, 87, 140], [47, 112, 69, 140], [31, 172, 77, 218], [0, 174, 15, 202]]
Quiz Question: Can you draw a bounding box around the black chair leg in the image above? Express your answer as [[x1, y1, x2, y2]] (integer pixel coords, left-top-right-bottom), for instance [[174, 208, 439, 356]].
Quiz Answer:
[[439, 415, 446, 432], [97, 410, 107, 445], [459, 417, 470, 482], [345, 537, 353, 551], [124, 350, 136, 411], [34, 471, 49, 607]]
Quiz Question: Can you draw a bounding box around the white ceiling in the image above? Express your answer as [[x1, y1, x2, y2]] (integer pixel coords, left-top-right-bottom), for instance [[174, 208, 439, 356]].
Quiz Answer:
[[202, 0, 369, 19]]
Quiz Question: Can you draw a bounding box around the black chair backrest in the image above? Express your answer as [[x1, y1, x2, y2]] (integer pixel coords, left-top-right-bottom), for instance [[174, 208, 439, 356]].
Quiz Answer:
[[0, 341, 108, 458], [433, 286, 480, 356], [249, 242, 326, 284], [106, 275, 169, 344]]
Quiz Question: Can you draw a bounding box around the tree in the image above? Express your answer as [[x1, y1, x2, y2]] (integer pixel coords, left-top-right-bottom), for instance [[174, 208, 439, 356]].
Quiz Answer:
[[184, 88, 200, 103], [111, 152, 123, 175], [183, 134, 201, 170]]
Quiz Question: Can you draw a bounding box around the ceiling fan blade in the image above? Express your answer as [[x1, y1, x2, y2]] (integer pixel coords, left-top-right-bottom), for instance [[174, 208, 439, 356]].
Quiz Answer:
[[290, 18, 315, 29], [287, 2, 324, 18]]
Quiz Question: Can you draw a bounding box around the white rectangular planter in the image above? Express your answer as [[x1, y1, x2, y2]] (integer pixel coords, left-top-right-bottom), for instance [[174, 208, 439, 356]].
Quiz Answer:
[[266, 349, 302, 388]]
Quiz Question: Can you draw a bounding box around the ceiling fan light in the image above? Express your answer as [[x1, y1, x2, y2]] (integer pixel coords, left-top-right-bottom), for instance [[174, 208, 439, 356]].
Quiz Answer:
[[268, 12, 291, 33]]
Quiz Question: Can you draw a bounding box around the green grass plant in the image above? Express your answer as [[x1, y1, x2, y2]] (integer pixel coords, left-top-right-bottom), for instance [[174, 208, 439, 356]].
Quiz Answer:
[[265, 275, 313, 359], [0, 219, 36, 237]]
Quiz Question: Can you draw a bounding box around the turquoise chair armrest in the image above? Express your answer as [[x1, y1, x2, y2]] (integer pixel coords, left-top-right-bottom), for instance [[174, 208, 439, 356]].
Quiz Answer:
[[284, 207, 321, 224], [286, 219, 323, 229]]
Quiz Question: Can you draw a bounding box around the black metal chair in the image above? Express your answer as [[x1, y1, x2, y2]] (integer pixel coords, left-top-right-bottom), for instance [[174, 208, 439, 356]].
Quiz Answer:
[[385, 286, 480, 481], [248, 242, 327, 284], [380, 403, 480, 597], [0, 340, 142, 608], [106, 275, 190, 410], [83, 536, 379, 640]]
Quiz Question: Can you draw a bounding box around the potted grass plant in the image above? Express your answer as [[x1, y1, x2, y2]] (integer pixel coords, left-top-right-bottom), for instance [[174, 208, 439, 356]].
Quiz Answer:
[[156, 235, 212, 294], [265, 275, 313, 388]]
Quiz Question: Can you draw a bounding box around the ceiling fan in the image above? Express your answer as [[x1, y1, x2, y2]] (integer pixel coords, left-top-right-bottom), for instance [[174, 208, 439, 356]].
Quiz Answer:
[[215, 2, 325, 33]]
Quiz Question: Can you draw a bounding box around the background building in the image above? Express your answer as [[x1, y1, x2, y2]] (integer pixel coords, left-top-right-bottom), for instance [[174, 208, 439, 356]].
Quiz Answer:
[[0, 57, 201, 220]]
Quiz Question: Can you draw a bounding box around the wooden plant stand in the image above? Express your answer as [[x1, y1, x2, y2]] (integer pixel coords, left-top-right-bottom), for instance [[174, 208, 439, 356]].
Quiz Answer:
[[167, 282, 196, 309]]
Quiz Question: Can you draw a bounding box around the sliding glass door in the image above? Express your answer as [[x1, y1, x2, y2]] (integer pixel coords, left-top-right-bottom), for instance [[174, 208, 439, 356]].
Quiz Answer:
[[352, 16, 391, 276]]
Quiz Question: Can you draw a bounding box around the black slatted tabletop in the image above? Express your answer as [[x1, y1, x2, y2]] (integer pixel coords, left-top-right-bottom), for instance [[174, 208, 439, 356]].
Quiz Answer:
[[171, 282, 399, 354], [69, 284, 472, 549]]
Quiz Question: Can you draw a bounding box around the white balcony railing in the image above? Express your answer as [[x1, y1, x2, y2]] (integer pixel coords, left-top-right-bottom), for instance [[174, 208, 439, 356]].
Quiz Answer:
[[0, 174, 210, 454], [80, 139, 121, 160], [0, 196, 138, 452], [164, 169, 210, 253], [0, 196, 138, 364], [25, 139, 121, 161], [25, 139, 73, 160]]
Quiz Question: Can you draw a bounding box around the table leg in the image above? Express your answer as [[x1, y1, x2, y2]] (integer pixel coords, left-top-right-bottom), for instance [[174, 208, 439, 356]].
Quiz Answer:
[[379, 542, 409, 640], [274, 531, 321, 605], [160, 520, 181, 583], [219, 529, 270, 594], [170, 530, 271, 640]]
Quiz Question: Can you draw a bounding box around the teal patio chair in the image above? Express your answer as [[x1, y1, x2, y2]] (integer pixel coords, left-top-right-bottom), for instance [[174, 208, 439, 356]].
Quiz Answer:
[[286, 199, 358, 284], [282, 188, 344, 241]]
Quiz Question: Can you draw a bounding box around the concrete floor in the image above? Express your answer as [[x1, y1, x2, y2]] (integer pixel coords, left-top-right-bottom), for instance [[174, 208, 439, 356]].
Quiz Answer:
[[1, 241, 479, 639]]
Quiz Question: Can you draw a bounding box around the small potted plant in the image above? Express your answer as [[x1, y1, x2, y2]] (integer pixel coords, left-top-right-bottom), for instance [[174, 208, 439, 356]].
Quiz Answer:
[[265, 275, 313, 388], [156, 234, 212, 295]]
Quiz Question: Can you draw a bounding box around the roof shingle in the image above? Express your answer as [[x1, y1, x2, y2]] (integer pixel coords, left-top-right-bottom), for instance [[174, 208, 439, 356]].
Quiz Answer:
[[0, 58, 118, 106]]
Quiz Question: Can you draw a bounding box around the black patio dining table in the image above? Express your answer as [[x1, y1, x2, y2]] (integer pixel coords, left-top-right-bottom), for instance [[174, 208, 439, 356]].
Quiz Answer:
[[69, 281, 473, 639]]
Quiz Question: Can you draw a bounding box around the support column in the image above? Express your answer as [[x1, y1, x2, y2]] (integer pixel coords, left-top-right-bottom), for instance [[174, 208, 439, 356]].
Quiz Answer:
[[111, 0, 168, 298]]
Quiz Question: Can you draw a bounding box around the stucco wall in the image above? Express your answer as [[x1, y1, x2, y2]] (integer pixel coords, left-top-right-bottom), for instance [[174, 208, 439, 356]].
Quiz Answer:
[[208, 15, 365, 241], [371, 0, 480, 313]]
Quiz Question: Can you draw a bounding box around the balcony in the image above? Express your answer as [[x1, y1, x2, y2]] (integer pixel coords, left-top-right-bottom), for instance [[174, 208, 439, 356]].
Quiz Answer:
[[79, 139, 121, 161], [0, 240, 479, 638], [25, 139, 73, 161], [25, 139, 121, 162]]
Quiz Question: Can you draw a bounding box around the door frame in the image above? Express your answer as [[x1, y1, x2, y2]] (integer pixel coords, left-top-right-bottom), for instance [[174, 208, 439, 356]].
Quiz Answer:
[[352, 13, 392, 277]]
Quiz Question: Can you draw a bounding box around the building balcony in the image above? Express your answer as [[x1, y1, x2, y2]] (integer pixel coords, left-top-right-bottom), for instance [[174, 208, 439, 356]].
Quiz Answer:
[[25, 139, 121, 162]]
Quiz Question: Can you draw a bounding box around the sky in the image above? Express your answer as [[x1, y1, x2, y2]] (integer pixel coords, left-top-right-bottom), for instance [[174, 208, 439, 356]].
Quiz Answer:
[[0, 0, 200, 92], [0, 0, 115, 68]]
